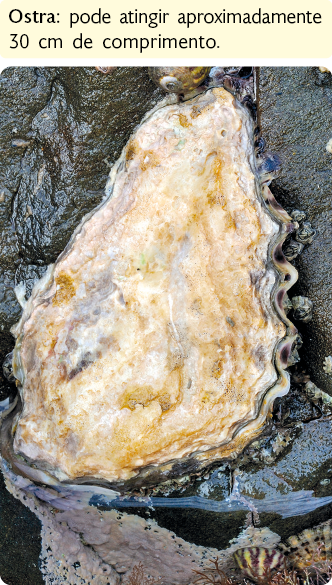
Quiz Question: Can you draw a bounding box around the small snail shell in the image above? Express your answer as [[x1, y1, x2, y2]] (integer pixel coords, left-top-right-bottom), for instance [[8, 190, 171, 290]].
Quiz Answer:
[[148, 67, 211, 94]]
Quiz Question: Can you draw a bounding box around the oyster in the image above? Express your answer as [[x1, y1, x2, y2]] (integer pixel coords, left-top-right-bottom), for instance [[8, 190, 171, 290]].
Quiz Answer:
[[8, 88, 297, 486]]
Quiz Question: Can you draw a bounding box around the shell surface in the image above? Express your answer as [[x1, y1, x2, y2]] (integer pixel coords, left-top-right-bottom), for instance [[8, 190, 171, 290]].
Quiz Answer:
[[280, 521, 332, 571], [9, 88, 296, 485], [233, 547, 285, 581]]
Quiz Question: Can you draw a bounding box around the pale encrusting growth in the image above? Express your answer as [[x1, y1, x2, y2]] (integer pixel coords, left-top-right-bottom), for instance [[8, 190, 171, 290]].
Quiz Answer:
[[3, 470, 281, 585], [12, 88, 287, 483]]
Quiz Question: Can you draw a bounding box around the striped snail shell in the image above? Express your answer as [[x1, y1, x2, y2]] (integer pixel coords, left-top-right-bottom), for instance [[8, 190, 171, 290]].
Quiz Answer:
[[233, 547, 285, 581]]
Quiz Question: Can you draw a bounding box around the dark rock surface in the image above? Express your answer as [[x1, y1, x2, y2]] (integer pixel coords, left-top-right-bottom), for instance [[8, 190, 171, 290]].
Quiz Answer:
[[238, 414, 332, 535], [0, 472, 43, 585], [257, 66, 332, 394]]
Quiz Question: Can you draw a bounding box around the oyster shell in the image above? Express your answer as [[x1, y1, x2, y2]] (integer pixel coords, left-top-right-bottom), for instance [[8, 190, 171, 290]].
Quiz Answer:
[[8, 88, 297, 486]]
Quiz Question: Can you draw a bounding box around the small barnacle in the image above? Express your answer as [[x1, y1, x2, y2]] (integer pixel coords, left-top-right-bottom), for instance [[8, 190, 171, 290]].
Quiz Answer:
[[304, 380, 321, 401], [290, 209, 306, 224], [283, 239, 304, 261], [291, 296, 313, 322], [323, 356, 332, 374], [11, 139, 31, 148], [287, 350, 300, 368], [295, 221, 316, 245], [304, 380, 332, 409], [209, 66, 225, 83], [326, 139, 332, 154], [233, 547, 285, 582], [148, 67, 210, 94], [287, 334, 303, 367]]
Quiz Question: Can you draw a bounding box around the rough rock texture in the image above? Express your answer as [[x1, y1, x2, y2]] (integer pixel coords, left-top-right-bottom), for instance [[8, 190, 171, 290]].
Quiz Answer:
[[240, 418, 332, 502], [3, 476, 120, 585], [13, 88, 286, 483], [0, 66, 162, 400], [0, 472, 43, 585], [237, 414, 332, 542], [257, 66, 332, 393]]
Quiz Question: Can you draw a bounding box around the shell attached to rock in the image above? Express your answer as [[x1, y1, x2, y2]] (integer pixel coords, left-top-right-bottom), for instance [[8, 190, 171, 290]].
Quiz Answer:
[[148, 66, 210, 94], [291, 296, 313, 322], [6, 87, 297, 488]]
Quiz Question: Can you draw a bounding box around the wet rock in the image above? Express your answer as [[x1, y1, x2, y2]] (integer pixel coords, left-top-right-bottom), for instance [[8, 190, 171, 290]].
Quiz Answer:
[[144, 466, 245, 550], [257, 67, 332, 394], [0, 472, 42, 585], [273, 383, 321, 425], [0, 332, 16, 401], [238, 417, 332, 540]]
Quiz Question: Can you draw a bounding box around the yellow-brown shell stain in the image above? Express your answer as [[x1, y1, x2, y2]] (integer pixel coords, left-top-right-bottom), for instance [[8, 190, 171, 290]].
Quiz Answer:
[[52, 273, 76, 306], [178, 112, 191, 128], [190, 105, 202, 119], [140, 150, 161, 172], [121, 386, 174, 413]]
